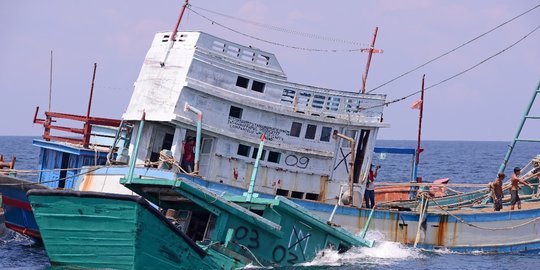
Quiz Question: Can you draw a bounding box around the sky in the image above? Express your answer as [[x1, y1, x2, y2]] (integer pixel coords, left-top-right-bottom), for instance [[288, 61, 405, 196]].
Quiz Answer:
[[1, 0, 539, 141]]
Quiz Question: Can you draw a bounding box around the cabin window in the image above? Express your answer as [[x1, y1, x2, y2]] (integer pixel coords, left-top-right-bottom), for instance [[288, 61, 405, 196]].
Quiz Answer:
[[229, 106, 243, 119], [291, 191, 304, 199], [305, 193, 319, 201], [276, 189, 289, 196], [237, 144, 251, 157], [320, 127, 332, 142], [341, 130, 357, 148], [281, 89, 296, 104], [201, 138, 213, 154], [312, 95, 325, 109], [251, 148, 267, 160], [236, 76, 249, 88], [305, 124, 317, 140], [267, 151, 281, 163], [290, 122, 302, 137], [251, 80, 265, 93]]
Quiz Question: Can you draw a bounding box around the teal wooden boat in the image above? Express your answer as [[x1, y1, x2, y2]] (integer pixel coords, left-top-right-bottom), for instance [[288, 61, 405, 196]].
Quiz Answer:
[[28, 175, 374, 269]]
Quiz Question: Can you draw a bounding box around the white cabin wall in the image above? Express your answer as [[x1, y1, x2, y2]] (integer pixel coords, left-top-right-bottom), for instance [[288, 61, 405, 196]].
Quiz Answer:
[[123, 32, 200, 122], [171, 127, 187, 162], [128, 122, 154, 164]]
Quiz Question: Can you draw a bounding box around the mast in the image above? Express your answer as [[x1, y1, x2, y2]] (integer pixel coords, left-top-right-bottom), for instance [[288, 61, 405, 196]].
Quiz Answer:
[[48, 50, 53, 111], [82, 63, 97, 148], [161, 0, 190, 67], [416, 75, 425, 166], [361, 27, 379, 94]]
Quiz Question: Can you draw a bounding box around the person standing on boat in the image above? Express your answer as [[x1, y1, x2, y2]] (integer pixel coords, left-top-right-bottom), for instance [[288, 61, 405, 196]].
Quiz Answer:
[[510, 167, 533, 210], [489, 173, 504, 211], [181, 137, 195, 173], [364, 164, 380, 208]]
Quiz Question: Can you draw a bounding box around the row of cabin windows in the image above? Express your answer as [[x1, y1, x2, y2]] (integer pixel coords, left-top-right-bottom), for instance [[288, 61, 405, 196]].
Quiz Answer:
[[237, 144, 281, 163], [290, 122, 332, 142], [276, 188, 319, 201], [236, 76, 265, 93]]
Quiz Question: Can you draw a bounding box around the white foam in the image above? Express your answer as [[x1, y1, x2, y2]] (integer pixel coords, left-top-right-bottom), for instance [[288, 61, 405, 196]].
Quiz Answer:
[[298, 231, 424, 267]]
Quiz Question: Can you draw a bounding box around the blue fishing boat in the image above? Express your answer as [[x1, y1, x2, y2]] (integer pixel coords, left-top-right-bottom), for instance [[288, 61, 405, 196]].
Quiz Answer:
[[0, 65, 133, 239]]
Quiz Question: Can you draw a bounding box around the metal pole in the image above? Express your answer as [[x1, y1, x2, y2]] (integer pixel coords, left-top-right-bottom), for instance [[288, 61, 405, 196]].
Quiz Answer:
[[161, 0, 190, 67], [83, 63, 97, 148], [246, 134, 265, 202], [127, 112, 146, 184], [415, 75, 425, 172], [498, 80, 540, 173], [361, 27, 379, 94], [48, 50, 53, 111]]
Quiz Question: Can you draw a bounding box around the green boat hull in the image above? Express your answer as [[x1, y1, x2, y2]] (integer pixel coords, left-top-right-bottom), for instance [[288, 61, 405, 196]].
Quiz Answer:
[[28, 190, 242, 270], [28, 177, 373, 269]]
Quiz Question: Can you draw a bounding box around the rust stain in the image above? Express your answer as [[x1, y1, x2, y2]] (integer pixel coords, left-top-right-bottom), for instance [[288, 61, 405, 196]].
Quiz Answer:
[[452, 218, 458, 246], [436, 215, 449, 246], [81, 173, 94, 191], [319, 175, 328, 202]]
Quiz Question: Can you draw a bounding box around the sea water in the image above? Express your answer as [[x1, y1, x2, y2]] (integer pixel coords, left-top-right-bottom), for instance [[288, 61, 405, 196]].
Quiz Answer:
[[1, 136, 539, 269]]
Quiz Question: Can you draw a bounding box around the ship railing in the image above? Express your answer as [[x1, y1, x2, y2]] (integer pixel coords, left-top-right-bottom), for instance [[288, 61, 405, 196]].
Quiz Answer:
[[33, 106, 123, 149]]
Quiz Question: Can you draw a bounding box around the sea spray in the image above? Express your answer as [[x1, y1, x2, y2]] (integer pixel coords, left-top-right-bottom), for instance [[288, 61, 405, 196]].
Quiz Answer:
[[299, 230, 424, 267]]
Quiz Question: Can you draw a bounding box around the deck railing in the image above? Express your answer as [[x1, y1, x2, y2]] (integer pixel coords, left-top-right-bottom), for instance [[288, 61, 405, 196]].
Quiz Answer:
[[33, 106, 122, 148]]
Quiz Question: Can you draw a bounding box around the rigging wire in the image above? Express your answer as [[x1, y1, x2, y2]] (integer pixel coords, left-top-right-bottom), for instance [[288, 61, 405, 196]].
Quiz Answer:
[[365, 25, 540, 110], [187, 6, 372, 53], [366, 3, 540, 93], [189, 4, 371, 47]]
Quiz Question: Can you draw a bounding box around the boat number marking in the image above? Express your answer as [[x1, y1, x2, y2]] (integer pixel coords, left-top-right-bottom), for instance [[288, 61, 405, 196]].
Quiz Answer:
[[285, 155, 309, 169], [234, 226, 259, 249], [272, 245, 299, 264]]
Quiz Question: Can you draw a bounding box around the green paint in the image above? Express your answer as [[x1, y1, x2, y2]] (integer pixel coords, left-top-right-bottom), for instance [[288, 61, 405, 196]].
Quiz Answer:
[[30, 176, 374, 269]]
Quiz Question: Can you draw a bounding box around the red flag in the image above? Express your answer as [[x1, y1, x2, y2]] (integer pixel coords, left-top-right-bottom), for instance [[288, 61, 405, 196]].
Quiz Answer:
[[410, 100, 423, 110]]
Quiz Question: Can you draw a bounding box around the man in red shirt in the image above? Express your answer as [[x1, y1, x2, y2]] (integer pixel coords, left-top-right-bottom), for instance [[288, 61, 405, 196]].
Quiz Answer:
[[364, 164, 380, 208], [181, 137, 195, 173]]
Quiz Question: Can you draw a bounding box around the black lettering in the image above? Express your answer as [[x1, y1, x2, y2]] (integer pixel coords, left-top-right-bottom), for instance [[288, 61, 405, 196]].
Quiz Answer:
[[272, 245, 286, 263]]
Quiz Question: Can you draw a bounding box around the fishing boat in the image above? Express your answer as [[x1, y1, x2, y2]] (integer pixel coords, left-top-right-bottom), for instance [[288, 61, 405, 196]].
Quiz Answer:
[[6, 1, 540, 254], [28, 135, 374, 269], [0, 92, 134, 239]]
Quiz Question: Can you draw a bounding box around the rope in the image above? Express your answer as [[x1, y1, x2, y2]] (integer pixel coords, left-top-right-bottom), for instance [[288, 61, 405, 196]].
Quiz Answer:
[[429, 195, 540, 231], [367, 3, 540, 93], [188, 6, 373, 53], [189, 4, 371, 47], [237, 243, 264, 267], [363, 24, 540, 110], [154, 150, 200, 176]]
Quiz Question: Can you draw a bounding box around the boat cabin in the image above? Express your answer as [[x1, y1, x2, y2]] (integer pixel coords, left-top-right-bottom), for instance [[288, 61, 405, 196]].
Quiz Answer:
[[122, 31, 389, 207]]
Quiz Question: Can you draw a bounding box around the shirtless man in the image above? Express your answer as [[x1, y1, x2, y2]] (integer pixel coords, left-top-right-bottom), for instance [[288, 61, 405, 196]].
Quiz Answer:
[[489, 173, 504, 211], [510, 167, 533, 210]]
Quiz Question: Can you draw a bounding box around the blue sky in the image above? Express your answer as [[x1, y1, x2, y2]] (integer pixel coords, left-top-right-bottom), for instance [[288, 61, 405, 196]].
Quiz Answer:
[[1, 0, 539, 141]]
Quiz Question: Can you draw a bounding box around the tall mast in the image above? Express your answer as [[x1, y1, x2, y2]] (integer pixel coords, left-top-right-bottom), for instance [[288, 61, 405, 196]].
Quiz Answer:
[[361, 27, 380, 94], [48, 50, 53, 111], [416, 75, 425, 166], [161, 0, 190, 67]]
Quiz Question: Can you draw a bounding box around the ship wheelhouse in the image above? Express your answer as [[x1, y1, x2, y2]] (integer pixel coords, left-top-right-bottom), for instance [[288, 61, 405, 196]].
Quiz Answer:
[[122, 31, 388, 207]]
